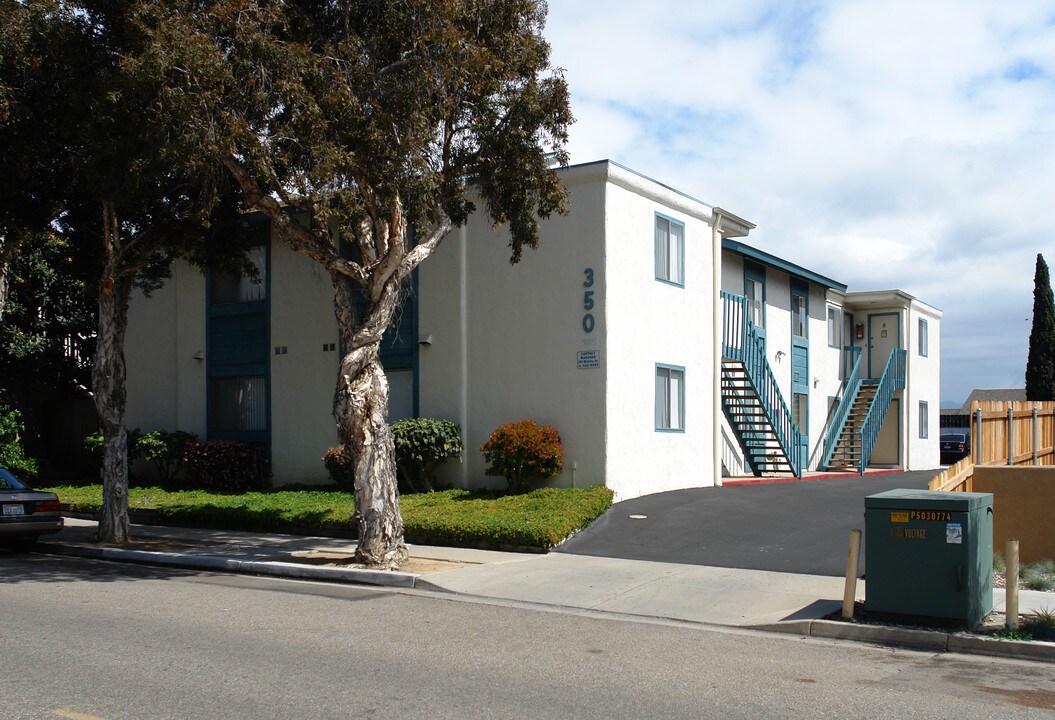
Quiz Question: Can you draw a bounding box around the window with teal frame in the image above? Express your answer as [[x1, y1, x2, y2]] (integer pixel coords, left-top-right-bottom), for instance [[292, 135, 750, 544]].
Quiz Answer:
[[655, 364, 685, 432], [654, 214, 684, 286], [919, 401, 929, 439], [918, 318, 928, 357]]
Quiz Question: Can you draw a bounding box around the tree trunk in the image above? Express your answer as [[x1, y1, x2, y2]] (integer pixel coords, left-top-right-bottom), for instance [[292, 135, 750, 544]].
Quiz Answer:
[[332, 273, 408, 568], [92, 204, 134, 544], [0, 233, 22, 319]]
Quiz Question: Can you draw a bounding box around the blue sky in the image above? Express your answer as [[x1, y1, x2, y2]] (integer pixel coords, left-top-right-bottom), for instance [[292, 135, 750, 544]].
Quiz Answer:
[[544, 0, 1055, 407]]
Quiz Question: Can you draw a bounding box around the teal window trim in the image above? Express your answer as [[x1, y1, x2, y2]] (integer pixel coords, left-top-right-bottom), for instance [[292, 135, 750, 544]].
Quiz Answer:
[[827, 305, 841, 348], [744, 260, 766, 332], [654, 212, 685, 287], [919, 400, 929, 439], [655, 363, 686, 433], [918, 318, 928, 357], [791, 278, 809, 340], [205, 215, 272, 460]]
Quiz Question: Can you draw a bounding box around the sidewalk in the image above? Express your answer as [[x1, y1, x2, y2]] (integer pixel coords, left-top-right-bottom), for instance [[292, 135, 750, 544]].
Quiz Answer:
[[35, 518, 1055, 662]]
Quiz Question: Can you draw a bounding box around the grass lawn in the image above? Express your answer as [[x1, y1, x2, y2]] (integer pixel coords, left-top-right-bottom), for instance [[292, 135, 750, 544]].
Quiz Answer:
[[44, 484, 615, 551]]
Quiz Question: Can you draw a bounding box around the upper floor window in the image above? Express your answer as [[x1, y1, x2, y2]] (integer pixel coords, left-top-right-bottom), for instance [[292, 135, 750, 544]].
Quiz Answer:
[[744, 261, 766, 330], [654, 214, 684, 286], [919, 401, 929, 439], [918, 318, 929, 357], [791, 281, 808, 339], [211, 245, 266, 304], [827, 306, 841, 348]]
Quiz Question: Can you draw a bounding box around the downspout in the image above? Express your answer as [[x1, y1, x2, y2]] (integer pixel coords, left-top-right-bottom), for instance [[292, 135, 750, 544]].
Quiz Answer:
[[712, 209, 724, 487]]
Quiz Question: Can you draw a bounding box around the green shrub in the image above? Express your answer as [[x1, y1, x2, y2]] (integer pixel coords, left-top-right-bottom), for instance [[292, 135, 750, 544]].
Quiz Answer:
[[0, 405, 38, 481], [391, 418, 463, 493], [83, 428, 144, 463], [481, 418, 564, 494], [323, 445, 355, 490], [137, 430, 198, 486], [182, 440, 268, 492]]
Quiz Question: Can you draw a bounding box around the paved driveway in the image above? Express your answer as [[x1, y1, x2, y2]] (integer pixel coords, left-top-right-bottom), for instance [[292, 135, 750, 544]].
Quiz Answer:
[[557, 471, 936, 577]]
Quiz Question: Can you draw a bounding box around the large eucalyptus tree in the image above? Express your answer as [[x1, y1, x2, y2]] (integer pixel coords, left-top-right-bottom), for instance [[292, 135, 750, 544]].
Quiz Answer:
[[134, 0, 572, 567]]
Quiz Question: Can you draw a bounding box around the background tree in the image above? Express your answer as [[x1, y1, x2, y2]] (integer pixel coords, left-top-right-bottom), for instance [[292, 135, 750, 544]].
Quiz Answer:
[[136, 0, 572, 567], [2, 1, 253, 542], [1026, 253, 1055, 400]]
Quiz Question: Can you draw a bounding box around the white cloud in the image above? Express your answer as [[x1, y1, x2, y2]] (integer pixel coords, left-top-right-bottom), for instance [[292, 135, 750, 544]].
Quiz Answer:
[[545, 0, 1055, 405]]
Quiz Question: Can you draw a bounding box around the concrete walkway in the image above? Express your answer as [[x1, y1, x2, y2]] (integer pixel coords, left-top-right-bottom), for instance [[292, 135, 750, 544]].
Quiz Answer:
[[28, 518, 1055, 663]]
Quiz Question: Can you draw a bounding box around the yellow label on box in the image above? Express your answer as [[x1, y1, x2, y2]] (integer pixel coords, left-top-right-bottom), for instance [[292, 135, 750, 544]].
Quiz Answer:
[[890, 511, 910, 523]]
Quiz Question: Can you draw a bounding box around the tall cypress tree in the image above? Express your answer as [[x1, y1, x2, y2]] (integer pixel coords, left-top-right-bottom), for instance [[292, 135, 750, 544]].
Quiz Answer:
[[1026, 254, 1055, 400]]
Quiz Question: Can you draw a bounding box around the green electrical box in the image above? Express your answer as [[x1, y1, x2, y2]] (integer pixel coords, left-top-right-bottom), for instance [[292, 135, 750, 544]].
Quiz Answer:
[[865, 489, 993, 627]]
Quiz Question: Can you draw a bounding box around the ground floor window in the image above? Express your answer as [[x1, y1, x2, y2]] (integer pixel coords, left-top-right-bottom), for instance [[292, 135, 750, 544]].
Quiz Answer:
[[919, 401, 929, 439], [656, 364, 685, 431], [211, 376, 267, 432]]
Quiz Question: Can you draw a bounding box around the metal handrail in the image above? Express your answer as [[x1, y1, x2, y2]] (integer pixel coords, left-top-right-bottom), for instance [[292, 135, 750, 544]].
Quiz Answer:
[[721, 291, 802, 477], [859, 348, 907, 474], [820, 346, 863, 469]]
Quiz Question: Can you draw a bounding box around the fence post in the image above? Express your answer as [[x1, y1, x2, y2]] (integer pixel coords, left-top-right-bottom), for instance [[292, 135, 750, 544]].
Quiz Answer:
[[1007, 408, 1014, 465], [974, 409, 983, 464], [1034, 406, 1040, 466]]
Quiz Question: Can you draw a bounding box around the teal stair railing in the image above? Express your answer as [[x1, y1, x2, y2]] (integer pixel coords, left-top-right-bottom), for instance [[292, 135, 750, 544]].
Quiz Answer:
[[819, 346, 863, 470], [720, 291, 802, 477], [858, 348, 907, 474]]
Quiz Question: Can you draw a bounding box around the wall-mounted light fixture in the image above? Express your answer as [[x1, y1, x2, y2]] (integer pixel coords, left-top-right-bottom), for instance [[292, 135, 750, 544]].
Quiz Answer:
[[192, 350, 205, 361], [774, 350, 786, 362], [418, 333, 433, 346]]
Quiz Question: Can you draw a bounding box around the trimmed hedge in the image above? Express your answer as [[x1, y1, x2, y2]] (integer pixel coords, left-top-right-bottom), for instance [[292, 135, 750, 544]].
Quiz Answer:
[[45, 484, 615, 550]]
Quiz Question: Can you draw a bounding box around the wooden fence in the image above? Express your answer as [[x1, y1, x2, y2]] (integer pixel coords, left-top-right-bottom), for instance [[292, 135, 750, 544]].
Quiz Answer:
[[929, 400, 1055, 492]]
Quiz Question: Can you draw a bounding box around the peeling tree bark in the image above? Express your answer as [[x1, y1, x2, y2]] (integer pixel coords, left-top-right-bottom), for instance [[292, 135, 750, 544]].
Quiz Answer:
[[92, 202, 135, 544], [332, 257, 408, 567]]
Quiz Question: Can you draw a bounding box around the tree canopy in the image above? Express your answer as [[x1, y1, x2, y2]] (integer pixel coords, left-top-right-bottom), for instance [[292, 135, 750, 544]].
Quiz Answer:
[[132, 0, 572, 566]]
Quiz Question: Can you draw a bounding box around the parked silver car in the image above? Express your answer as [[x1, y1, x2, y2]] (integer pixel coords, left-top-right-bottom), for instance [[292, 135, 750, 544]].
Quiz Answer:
[[0, 468, 63, 550]]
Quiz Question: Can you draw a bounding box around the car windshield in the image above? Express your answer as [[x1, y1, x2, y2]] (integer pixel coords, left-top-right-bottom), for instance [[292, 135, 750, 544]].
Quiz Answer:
[[0, 468, 29, 491], [941, 434, 966, 443]]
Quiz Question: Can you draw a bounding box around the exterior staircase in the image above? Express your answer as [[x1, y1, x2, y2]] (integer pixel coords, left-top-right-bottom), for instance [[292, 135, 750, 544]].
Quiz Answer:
[[825, 383, 878, 471], [720, 291, 802, 477], [721, 362, 798, 474], [820, 347, 907, 474]]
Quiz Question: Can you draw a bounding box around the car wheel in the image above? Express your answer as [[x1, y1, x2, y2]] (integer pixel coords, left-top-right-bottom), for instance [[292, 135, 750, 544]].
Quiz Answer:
[[8, 536, 39, 553]]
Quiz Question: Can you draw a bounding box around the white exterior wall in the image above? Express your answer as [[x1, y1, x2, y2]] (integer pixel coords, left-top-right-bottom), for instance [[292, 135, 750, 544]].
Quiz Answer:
[[268, 240, 341, 484], [602, 167, 719, 499], [418, 164, 608, 493], [126, 262, 208, 438], [904, 300, 942, 470], [807, 284, 841, 470]]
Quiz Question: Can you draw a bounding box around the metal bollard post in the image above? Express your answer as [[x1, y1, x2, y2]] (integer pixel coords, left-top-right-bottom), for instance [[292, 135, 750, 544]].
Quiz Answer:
[[1006, 538, 1020, 631], [843, 529, 863, 620]]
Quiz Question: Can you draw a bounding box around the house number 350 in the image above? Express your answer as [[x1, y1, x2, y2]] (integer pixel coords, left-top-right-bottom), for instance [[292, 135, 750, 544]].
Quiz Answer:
[[582, 268, 596, 333]]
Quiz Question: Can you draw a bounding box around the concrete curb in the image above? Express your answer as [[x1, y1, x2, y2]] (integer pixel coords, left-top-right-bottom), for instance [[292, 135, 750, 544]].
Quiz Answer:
[[755, 618, 1055, 662], [37, 541, 420, 589]]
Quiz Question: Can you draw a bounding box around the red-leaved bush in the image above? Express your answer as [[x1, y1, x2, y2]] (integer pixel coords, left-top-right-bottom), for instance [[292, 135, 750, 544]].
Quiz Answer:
[[182, 440, 268, 492], [481, 419, 564, 494], [323, 444, 356, 491]]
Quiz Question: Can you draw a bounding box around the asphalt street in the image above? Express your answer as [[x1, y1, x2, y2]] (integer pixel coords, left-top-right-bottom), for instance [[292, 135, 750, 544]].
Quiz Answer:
[[558, 471, 936, 576], [4, 552, 1054, 720]]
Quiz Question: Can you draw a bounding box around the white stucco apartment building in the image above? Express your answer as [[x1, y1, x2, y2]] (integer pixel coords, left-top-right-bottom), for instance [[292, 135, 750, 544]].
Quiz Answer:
[[124, 160, 941, 500]]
